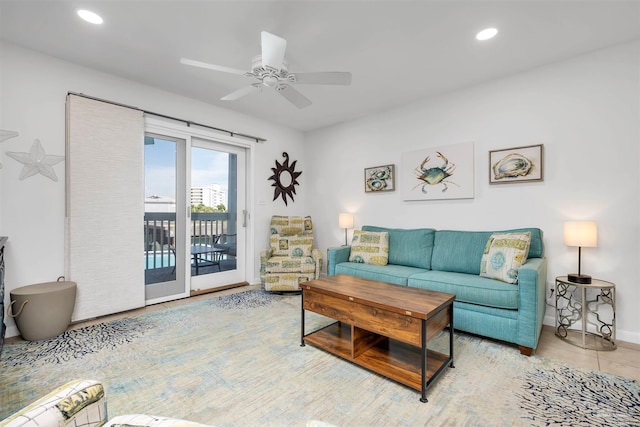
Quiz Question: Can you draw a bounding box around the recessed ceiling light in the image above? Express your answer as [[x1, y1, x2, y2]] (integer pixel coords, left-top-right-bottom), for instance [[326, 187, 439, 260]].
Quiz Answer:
[[476, 27, 498, 41], [77, 9, 103, 25]]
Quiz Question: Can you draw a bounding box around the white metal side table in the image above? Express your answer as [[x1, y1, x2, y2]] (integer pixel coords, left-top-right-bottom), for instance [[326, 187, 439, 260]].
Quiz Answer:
[[555, 276, 616, 350]]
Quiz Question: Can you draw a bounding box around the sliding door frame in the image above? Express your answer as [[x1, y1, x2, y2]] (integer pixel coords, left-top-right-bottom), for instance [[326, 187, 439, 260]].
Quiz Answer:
[[144, 116, 255, 304]]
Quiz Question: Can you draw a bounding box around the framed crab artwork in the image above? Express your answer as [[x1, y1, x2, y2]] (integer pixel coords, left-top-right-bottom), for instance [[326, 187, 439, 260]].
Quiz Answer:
[[489, 144, 544, 184], [401, 141, 475, 201]]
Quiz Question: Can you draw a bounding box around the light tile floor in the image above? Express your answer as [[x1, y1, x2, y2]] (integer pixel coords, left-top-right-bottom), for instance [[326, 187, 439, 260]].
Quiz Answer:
[[6, 284, 639, 382], [536, 324, 639, 381]]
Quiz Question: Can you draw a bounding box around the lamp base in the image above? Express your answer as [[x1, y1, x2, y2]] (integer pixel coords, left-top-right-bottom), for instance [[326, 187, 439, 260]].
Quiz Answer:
[[568, 273, 592, 284]]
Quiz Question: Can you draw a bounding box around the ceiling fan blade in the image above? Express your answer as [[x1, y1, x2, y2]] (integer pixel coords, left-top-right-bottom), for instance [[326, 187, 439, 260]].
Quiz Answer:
[[275, 84, 312, 109], [261, 31, 287, 71], [221, 85, 260, 101], [180, 58, 247, 76], [292, 72, 352, 85]]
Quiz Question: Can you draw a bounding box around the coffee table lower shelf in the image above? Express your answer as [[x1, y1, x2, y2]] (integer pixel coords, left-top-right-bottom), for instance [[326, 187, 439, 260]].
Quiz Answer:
[[303, 321, 450, 395]]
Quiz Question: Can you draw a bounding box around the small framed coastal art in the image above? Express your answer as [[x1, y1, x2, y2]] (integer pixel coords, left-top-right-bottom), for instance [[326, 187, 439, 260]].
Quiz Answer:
[[364, 164, 395, 192], [489, 144, 544, 184], [401, 141, 474, 201]]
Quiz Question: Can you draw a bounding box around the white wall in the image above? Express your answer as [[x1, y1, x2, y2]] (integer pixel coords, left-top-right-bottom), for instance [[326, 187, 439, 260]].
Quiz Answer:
[[0, 42, 307, 337], [2, 40, 638, 344], [306, 41, 640, 344]]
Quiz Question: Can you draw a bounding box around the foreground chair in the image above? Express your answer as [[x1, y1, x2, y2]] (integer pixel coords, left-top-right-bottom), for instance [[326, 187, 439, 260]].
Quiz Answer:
[[0, 379, 210, 427], [1, 379, 336, 427], [260, 215, 322, 292]]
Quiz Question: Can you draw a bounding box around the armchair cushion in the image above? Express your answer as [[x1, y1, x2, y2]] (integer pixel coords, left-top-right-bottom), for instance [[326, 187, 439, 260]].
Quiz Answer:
[[269, 234, 313, 257], [269, 215, 313, 235], [264, 256, 317, 274]]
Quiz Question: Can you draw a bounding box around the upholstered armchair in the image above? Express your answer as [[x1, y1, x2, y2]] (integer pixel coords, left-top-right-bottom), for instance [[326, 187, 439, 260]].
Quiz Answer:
[[260, 215, 322, 292]]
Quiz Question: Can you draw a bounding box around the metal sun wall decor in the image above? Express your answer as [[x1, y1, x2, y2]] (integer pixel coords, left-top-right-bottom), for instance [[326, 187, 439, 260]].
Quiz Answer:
[[489, 144, 544, 184], [6, 138, 65, 182], [364, 164, 395, 192], [268, 152, 302, 206], [401, 141, 475, 201]]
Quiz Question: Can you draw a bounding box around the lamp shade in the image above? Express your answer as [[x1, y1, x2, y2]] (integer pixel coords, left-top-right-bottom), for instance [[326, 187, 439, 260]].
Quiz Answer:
[[564, 221, 597, 247], [338, 213, 354, 229]]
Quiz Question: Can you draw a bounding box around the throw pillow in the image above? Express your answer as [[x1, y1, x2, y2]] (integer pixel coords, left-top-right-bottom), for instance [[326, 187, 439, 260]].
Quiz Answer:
[[349, 230, 389, 265], [480, 232, 532, 284], [270, 234, 313, 257]]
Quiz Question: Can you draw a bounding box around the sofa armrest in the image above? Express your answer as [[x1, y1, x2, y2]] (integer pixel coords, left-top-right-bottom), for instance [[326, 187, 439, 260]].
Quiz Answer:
[[3, 379, 107, 427], [327, 246, 351, 276], [311, 248, 323, 279], [516, 257, 548, 350]]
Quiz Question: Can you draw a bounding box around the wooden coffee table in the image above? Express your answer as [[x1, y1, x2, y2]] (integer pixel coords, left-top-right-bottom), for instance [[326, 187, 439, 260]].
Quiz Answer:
[[300, 274, 455, 402]]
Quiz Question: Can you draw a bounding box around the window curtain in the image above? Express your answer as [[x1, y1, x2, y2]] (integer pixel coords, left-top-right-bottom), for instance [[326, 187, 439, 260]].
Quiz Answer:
[[65, 94, 145, 320]]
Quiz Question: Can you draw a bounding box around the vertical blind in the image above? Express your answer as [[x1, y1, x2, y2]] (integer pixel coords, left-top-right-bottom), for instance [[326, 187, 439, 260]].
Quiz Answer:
[[65, 94, 145, 320]]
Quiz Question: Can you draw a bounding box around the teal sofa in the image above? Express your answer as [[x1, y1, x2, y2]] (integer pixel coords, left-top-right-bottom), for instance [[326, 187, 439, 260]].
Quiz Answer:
[[327, 226, 547, 355]]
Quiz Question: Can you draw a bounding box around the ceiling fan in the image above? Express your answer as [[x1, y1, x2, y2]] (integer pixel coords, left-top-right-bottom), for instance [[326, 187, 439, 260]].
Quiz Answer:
[[180, 31, 352, 109]]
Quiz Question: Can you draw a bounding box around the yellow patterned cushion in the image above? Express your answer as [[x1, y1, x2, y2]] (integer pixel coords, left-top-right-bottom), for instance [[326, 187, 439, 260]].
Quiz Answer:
[[349, 230, 389, 266], [480, 232, 532, 284], [269, 234, 313, 257], [270, 215, 313, 235], [264, 273, 314, 291], [265, 256, 316, 273]]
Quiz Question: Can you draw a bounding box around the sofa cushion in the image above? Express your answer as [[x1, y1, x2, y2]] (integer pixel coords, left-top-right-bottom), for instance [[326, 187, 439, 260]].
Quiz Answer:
[[480, 232, 531, 283], [269, 234, 313, 257], [362, 226, 435, 269], [349, 230, 389, 265], [408, 270, 520, 309], [431, 228, 543, 274], [335, 262, 427, 285]]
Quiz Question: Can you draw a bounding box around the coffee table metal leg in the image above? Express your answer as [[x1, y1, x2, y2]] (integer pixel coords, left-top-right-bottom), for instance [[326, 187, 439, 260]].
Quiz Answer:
[[450, 305, 455, 368], [421, 318, 428, 403], [300, 292, 306, 347]]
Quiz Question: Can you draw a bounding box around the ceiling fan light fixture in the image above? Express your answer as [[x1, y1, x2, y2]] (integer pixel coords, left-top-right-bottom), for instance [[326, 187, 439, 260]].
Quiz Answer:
[[76, 9, 103, 25], [476, 27, 498, 41], [263, 75, 279, 87]]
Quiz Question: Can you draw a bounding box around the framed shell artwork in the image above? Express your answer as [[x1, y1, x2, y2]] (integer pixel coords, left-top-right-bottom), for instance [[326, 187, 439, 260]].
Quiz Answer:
[[489, 144, 544, 184], [364, 164, 395, 192]]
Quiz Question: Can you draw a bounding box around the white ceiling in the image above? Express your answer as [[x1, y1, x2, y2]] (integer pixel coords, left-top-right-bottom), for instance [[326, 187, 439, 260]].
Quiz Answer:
[[1, 1, 639, 132]]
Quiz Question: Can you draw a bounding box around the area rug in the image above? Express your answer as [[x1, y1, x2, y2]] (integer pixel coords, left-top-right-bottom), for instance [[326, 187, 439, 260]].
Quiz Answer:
[[1, 290, 638, 426]]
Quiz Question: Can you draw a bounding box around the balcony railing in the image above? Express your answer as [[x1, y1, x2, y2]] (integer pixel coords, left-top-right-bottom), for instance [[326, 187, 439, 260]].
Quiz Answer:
[[144, 212, 231, 271]]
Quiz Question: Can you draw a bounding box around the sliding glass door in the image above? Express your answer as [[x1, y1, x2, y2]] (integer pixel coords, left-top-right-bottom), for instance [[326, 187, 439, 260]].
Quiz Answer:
[[189, 139, 246, 293], [144, 128, 247, 303], [144, 133, 187, 301]]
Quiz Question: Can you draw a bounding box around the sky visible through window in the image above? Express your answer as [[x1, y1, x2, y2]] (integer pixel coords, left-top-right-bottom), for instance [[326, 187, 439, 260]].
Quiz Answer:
[[144, 137, 229, 200]]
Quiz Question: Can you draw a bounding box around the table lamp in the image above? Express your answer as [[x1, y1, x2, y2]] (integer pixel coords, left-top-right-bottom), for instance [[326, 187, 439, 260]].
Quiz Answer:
[[563, 221, 597, 284], [338, 213, 354, 246]]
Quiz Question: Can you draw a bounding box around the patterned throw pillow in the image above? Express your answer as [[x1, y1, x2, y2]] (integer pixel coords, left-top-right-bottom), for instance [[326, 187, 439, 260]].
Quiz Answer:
[[269, 234, 313, 257], [349, 230, 389, 266], [480, 232, 532, 284]]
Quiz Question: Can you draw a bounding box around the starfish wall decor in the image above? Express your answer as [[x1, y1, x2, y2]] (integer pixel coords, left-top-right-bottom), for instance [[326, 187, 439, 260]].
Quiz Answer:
[[6, 139, 65, 182], [0, 129, 20, 169]]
